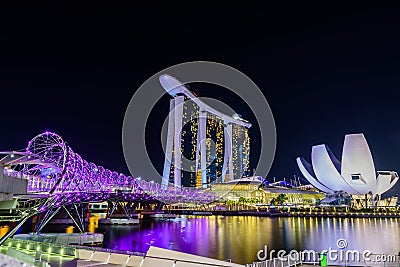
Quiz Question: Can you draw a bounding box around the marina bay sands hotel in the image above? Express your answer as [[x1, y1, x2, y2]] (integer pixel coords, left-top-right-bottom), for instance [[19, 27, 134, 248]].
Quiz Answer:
[[159, 75, 251, 188]]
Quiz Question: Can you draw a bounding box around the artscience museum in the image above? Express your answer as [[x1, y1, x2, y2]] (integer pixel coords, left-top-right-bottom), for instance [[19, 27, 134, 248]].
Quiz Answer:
[[296, 133, 399, 206]]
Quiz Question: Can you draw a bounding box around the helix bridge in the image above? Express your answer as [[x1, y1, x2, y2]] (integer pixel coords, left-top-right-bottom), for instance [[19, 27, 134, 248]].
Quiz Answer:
[[0, 132, 218, 243]]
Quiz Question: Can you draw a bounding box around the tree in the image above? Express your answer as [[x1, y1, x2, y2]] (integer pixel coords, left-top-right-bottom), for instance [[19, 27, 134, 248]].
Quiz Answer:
[[276, 194, 288, 205]]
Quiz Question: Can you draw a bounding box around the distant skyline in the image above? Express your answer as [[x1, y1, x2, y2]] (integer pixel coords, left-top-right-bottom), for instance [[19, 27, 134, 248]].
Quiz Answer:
[[0, 6, 399, 195]]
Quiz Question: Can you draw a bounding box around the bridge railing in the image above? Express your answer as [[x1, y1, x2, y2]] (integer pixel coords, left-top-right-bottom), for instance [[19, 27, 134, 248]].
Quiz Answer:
[[3, 169, 28, 179], [4, 164, 218, 205]]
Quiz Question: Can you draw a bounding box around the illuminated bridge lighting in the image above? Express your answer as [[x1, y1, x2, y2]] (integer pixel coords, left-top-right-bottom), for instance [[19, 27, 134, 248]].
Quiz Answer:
[[0, 132, 218, 213]]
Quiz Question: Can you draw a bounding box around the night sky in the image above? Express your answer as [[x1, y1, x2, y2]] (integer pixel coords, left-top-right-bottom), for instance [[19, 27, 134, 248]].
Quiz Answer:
[[1, 6, 399, 196]]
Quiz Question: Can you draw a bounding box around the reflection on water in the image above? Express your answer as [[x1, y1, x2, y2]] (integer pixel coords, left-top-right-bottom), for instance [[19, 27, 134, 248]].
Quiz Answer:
[[97, 216, 400, 264]]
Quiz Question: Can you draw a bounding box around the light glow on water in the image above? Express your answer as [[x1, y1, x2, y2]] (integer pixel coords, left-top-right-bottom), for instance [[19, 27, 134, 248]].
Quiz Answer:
[[96, 216, 400, 264]]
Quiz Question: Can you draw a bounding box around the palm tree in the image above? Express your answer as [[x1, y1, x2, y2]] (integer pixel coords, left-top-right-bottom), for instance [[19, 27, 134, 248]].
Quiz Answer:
[[276, 194, 288, 205]]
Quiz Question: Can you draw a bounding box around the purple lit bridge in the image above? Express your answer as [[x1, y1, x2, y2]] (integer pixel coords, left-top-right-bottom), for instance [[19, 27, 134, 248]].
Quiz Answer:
[[0, 132, 218, 244]]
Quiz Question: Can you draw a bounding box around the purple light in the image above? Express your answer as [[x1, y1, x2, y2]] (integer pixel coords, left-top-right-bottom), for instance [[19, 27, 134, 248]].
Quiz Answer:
[[5, 131, 218, 213]]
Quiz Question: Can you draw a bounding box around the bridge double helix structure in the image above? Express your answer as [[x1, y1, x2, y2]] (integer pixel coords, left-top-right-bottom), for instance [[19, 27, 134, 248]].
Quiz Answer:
[[0, 132, 218, 244]]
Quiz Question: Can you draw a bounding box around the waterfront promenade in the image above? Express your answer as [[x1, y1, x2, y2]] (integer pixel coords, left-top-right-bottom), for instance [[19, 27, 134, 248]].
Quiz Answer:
[[1, 238, 246, 266], [4, 236, 397, 267]]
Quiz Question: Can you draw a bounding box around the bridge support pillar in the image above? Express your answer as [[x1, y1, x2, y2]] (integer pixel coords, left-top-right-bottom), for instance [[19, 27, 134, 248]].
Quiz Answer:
[[34, 206, 62, 234], [63, 204, 87, 234], [107, 200, 140, 219], [0, 212, 36, 246], [154, 202, 164, 213]]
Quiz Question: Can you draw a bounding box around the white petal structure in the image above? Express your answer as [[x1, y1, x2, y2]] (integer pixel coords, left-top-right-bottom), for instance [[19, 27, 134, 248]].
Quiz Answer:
[[376, 171, 399, 195], [312, 145, 360, 195], [296, 133, 398, 196], [296, 157, 334, 193], [341, 134, 377, 194]]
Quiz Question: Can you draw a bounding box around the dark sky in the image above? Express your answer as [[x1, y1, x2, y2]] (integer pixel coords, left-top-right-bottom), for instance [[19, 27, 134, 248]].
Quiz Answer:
[[0, 6, 399, 196]]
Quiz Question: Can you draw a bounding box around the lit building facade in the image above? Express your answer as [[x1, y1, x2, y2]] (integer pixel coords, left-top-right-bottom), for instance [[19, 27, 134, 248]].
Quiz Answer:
[[210, 178, 324, 205], [160, 74, 251, 188]]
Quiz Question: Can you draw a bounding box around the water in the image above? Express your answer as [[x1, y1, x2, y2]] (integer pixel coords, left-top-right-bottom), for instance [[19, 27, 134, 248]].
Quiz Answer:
[[95, 216, 400, 264]]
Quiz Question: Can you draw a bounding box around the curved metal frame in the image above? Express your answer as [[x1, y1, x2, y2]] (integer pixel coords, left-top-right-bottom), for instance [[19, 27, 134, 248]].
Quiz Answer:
[[0, 132, 218, 208]]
